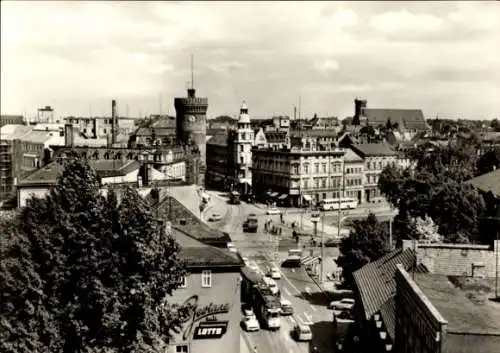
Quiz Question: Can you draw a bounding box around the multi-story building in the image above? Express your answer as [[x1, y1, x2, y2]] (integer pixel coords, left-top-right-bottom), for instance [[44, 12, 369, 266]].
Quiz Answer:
[[344, 149, 365, 202], [206, 130, 232, 190], [231, 102, 254, 189], [0, 141, 13, 203], [251, 143, 346, 207], [1, 115, 24, 127], [64, 116, 135, 141], [130, 115, 177, 147], [349, 143, 398, 203], [165, 226, 243, 353]]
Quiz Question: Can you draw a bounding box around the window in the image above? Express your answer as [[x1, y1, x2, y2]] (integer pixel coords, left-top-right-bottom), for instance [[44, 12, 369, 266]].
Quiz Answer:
[[176, 345, 188, 353], [180, 276, 187, 288], [321, 178, 326, 188], [322, 193, 327, 199], [292, 165, 299, 174], [240, 156, 244, 164], [303, 180, 309, 189], [314, 178, 319, 188], [322, 163, 327, 173], [201, 270, 212, 288], [303, 164, 309, 174], [240, 145, 243, 152], [315, 163, 319, 173]]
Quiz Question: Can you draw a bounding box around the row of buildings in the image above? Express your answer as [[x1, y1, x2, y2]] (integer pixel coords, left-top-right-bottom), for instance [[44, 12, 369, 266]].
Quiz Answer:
[[205, 100, 423, 206]]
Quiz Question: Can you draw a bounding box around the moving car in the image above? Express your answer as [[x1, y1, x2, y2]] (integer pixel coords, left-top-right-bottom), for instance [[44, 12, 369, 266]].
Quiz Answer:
[[266, 207, 281, 215], [293, 324, 313, 341], [329, 298, 355, 311], [280, 299, 294, 316], [268, 266, 281, 280], [262, 277, 279, 295], [242, 315, 260, 332], [208, 213, 223, 222]]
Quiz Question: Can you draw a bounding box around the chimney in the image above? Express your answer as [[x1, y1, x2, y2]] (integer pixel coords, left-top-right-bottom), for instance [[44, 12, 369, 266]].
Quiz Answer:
[[111, 99, 117, 144], [64, 124, 74, 147], [294, 106, 297, 120]]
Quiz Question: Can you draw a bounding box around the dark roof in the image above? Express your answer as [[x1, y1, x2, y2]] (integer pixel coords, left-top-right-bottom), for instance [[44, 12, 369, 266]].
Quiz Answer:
[[207, 131, 229, 147], [19, 160, 141, 186], [379, 297, 396, 339], [175, 222, 231, 244], [465, 169, 500, 198], [350, 143, 397, 157], [353, 248, 424, 320], [171, 226, 242, 268], [363, 108, 429, 131], [179, 247, 241, 268], [413, 274, 500, 353]]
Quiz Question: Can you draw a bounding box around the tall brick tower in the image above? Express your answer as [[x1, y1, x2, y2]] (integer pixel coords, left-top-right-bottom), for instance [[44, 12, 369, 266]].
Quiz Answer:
[[174, 56, 208, 185]]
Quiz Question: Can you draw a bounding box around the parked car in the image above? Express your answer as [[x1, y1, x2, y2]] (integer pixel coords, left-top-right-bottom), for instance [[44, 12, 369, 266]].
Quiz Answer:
[[227, 242, 238, 253], [248, 261, 260, 273], [266, 207, 281, 215], [208, 213, 223, 222], [329, 298, 355, 311], [280, 299, 294, 316], [242, 315, 260, 332], [293, 324, 312, 341]]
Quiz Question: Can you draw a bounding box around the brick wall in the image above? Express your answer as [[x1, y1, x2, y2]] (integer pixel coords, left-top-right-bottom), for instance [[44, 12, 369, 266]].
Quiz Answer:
[[402, 240, 500, 278]]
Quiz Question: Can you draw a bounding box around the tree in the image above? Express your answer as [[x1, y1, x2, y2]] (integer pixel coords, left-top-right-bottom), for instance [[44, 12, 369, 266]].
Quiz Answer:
[[406, 216, 441, 243], [0, 159, 186, 353], [378, 164, 407, 207], [337, 213, 390, 289], [476, 147, 500, 176], [491, 118, 500, 132]]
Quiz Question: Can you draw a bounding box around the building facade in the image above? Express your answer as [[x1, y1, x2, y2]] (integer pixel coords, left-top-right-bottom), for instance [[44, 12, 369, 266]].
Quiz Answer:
[[232, 102, 253, 187], [166, 227, 243, 353], [343, 149, 364, 202], [64, 116, 136, 140], [251, 144, 346, 207], [350, 143, 398, 203], [1, 115, 24, 127], [206, 130, 232, 190]]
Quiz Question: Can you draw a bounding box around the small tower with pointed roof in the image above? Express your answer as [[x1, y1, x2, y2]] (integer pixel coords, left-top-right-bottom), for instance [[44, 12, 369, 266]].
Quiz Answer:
[[233, 101, 254, 191]]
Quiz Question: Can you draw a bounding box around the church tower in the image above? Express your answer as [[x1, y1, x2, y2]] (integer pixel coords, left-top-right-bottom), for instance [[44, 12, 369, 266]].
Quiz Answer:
[[234, 101, 253, 192], [174, 56, 208, 185]]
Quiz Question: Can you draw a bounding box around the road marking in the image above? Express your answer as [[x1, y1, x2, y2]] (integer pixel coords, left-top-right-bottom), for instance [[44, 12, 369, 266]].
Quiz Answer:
[[303, 312, 313, 325], [284, 286, 291, 296], [283, 273, 302, 295]]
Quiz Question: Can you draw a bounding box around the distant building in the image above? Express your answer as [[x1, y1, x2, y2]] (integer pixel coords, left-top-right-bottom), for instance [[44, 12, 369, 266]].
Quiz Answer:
[[395, 264, 500, 353], [353, 98, 430, 136], [309, 115, 341, 130], [231, 102, 254, 191], [175, 87, 208, 186], [37, 106, 55, 123], [0, 115, 24, 127], [206, 130, 232, 190], [343, 149, 365, 202], [251, 144, 346, 207], [349, 143, 398, 203], [207, 115, 237, 131], [130, 115, 178, 147]]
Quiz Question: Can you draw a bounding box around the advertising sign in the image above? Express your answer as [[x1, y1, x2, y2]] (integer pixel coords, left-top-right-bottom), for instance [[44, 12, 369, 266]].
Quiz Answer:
[[193, 321, 228, 339]]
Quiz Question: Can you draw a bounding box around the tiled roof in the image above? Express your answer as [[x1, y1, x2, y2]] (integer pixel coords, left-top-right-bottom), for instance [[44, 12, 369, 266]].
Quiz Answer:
[[465, 169, 500, 197], [344, 148, 363, 162], [363, 108, 429, 131], [19, 130, 52, 144], [19, 160, 141, 185], [207, 131, 229, 147], [353, 248, 421, 320], [350, 143, 397, 157], [379, 297, 396, 339], [171, 227, 241, 267], [0, 124, 33, 140]]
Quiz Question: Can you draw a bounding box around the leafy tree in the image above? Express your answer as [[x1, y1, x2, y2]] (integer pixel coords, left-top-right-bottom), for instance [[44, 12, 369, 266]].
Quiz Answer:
[[406, 216, 441, 243], [0, 159, 186, 353], [337, 213, 390, 289], [378, 164, 407, 207], [491, 118, 500, 132], [476, 148, 500, 175]]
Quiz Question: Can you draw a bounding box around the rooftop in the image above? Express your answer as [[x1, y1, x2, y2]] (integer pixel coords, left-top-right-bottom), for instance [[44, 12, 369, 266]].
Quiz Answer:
[[0, 124, 33, 140], [350, 143, 397, 157], [414, 273, 500, 334], [465, 169, 500, 198], [207, 131, 229, 147], [344, 148, 363, 162], [363, 108, 429, 131], [19, 160, 141, 186]]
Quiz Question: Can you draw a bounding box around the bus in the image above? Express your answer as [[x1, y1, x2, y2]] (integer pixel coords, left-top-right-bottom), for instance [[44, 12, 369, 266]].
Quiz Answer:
[[319, 198, 358, 211]]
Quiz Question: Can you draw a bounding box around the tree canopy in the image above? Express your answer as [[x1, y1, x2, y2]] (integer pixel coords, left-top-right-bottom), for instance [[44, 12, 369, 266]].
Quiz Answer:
[[476, 147, 500, 176], [378, 143, 488, 244], [0, 159, 186, 353], [336, 213, 389, 289]]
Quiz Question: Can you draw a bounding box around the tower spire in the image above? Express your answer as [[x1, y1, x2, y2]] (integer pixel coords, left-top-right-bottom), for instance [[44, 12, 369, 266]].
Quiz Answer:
[[191, 54, 194, 90]]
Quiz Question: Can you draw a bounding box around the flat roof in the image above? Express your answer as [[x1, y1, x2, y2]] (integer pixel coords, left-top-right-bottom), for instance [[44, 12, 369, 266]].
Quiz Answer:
[[414, 273, 500, 334]]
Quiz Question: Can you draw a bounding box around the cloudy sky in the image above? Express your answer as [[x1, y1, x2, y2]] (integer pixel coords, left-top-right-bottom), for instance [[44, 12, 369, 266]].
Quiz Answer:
[[1, 1, 499, 120]]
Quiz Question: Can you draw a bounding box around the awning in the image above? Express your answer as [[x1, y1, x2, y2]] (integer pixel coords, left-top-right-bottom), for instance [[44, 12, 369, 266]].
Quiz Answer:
[[270, 192, 279, 198], [302, 195, 312, 201], [278, 194, 288, 200], [301, 256, 320, 266]]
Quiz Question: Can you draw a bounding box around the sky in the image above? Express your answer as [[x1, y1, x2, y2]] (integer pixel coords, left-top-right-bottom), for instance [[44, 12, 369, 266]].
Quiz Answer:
[[1, 1, 499, 120]]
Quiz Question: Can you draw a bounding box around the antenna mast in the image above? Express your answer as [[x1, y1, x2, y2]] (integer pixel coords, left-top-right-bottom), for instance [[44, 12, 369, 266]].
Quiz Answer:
[[191, 54, 194, 89]]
